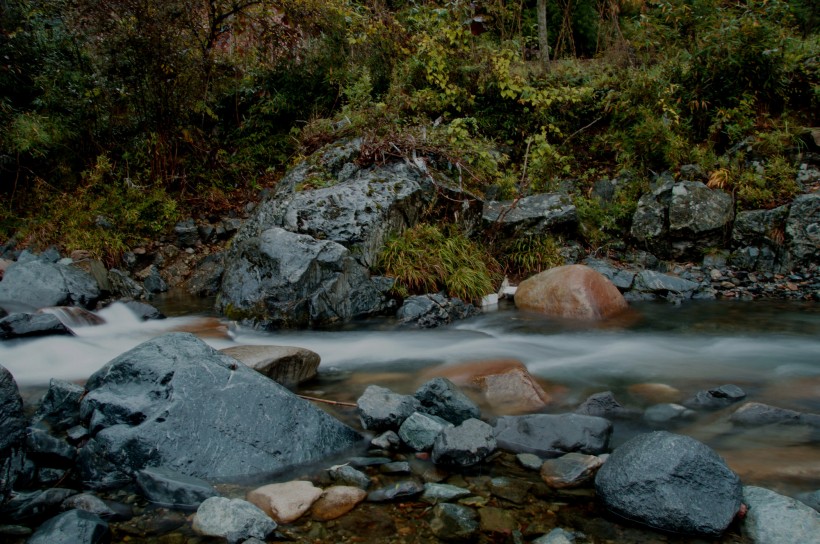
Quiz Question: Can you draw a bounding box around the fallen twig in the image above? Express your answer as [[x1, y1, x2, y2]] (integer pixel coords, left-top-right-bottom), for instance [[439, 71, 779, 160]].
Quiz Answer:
[[297, 394, 358, 407]]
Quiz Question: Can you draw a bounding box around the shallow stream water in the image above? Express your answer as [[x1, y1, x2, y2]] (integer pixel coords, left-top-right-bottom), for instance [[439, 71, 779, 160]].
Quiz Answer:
[[3, 296, 818, 498]]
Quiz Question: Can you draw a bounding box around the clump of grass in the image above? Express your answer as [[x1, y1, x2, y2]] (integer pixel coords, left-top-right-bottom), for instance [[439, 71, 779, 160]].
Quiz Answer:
[[498, 235, 565, 278], [377, 223, 500, 304]]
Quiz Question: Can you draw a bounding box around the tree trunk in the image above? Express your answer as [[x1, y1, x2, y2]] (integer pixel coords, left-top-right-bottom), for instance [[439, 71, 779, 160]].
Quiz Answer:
[[537, 0, 550, 71]]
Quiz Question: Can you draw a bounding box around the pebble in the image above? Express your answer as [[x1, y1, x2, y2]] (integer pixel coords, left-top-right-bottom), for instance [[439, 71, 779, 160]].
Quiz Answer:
[[310, 486, 367, 521], [246, 480, 322, 524]]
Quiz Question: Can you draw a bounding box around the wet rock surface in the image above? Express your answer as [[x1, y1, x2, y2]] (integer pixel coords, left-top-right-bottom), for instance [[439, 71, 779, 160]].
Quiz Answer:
[[743, 486, 820, 544], [493, 413, 612, 457], [595, 431, 742, 536], [76, 333, 362, 488]]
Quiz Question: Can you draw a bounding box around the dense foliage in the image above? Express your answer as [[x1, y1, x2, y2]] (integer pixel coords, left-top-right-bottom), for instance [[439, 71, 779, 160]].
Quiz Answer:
[[1, 0, 817, 274]]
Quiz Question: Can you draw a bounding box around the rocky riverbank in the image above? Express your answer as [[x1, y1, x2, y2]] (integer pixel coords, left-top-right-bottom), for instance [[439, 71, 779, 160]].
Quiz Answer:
[[1, 331, 819, 543]]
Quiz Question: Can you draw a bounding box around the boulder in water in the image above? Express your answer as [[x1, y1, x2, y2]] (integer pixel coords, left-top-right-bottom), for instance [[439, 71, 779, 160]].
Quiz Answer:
[[515, 265, 628, 320], [219, 344, 320, 388], [594, 431, 742, 536], [76, 333, 362, 488]]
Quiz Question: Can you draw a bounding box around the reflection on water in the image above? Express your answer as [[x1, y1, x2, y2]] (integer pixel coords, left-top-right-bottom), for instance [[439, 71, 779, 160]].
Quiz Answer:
[[1, 298, 818, 494]]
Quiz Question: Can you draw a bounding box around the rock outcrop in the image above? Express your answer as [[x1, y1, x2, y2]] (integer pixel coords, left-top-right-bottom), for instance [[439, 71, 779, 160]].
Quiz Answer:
[[631, 179, 734, 258]]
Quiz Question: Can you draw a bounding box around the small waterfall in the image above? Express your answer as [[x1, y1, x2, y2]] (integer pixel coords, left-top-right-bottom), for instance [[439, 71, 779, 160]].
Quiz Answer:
[[38, 306, 106, 329]]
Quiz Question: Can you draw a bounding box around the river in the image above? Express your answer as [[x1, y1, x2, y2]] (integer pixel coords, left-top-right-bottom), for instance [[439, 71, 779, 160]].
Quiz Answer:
[[2, 297, 819, 497]]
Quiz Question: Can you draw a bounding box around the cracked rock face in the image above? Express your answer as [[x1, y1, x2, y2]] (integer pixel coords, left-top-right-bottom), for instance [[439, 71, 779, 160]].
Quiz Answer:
[[77, 333, 362, 489], [631, 180, 734, 259]]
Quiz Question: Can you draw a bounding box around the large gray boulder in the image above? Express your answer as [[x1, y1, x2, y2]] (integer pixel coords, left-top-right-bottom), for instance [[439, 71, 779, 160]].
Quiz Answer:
[[76, 333, 362, 489], [743, 486, 820, 544], [631, 180, 734, 258], [482, 193, 577, 235], [493, 413, 612, 458], [0, 364, 27, 504], [594, 431, 742, 536], [0, 260, 100, 310], [234, 139, 438, 269], [217, 227, 391, 328]]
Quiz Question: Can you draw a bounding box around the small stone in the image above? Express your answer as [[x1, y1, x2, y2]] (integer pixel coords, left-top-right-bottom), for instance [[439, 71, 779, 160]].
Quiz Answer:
[[479, 506, 518, 535], [371, 430, 401, 450], [357, 385, 421, 432], [348, 456, 392, 468], [27, 510, 109, 544], [328, 464, 371, 489], [644, 403, 696, 424], [61, 493, 127, 521], [415, 377, 481, 424], [516, 453, 544, 471], [420, 483, 472, 504], [380, 462, 411, 474], [367, 479, 425, 502], [193, 497, 276, 544], [575, 391, 639, 419], [246, 480, 323, 524], [540, 453, 604, 488], [488, 477, 532, 504], [430, 503, 478, 542], [399, 411, 453, 451], [311, 486, 367, 521], [532, 527, 578, 544], [432, 418, 497, 468]]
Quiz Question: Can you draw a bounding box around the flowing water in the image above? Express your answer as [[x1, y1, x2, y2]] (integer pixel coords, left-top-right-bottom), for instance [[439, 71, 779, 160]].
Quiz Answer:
[[2, 297, 819, 498]]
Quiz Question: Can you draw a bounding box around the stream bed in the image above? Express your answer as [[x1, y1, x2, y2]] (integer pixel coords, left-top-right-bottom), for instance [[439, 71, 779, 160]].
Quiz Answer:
[[2, 297, 819, 542]]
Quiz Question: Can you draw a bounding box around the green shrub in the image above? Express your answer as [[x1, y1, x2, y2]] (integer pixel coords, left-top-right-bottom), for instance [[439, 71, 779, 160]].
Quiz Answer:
[[377, 223, 500, 303]]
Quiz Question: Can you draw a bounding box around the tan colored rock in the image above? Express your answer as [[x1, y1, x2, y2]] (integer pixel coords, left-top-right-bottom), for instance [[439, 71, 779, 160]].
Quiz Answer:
[[247, 480, 323, 524], [311, 485, 367, 521], [628, 383, 682, 404], [540, 452, 604, 488], [421, 359, 552, 414], [514, 264, 628, 320], [221, 345, 320, 387]]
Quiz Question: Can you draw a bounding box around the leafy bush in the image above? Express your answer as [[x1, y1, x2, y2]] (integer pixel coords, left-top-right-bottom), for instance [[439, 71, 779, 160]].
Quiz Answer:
[[377, 223, 500, 303]]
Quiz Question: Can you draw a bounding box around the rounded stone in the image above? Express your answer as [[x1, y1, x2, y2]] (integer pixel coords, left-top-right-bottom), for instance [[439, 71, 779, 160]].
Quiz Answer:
[[515, 264, 628, 320]]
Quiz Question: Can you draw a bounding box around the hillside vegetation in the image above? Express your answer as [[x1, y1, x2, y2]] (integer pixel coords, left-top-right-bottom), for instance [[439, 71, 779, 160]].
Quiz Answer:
[[1, 0, 817, 266]]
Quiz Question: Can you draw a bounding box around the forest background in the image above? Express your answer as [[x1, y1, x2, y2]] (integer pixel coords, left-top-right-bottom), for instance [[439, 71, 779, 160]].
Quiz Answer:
[[1, 0, 817, 283]]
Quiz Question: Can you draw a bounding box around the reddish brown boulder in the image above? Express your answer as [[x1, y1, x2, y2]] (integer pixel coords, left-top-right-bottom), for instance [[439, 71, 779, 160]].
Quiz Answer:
[[514, 264, 627, 320]]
